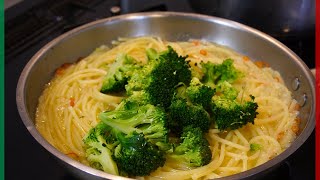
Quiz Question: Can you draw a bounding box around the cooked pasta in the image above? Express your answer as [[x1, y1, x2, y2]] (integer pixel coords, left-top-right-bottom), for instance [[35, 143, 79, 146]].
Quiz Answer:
[[35, 37, 300, 179]]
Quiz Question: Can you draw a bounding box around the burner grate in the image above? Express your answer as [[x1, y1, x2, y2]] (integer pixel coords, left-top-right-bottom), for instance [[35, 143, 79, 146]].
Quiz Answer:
[[5, 0, 119, 63]]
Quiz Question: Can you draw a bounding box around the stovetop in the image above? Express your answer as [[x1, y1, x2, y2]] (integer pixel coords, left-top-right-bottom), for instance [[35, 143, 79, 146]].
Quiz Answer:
[[5, 0, 315, 180]]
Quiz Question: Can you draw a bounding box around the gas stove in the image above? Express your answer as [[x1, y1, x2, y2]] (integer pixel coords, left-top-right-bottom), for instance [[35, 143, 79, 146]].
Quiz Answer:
[[5, 0, 315, 179]]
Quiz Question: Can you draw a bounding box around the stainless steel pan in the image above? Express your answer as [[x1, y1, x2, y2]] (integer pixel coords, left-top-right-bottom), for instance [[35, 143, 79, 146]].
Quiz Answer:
[[16, 12, 315, 180]]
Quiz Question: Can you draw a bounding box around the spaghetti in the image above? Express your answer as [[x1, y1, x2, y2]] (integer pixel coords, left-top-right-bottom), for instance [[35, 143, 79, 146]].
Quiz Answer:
[[35, 37, 300, 179]]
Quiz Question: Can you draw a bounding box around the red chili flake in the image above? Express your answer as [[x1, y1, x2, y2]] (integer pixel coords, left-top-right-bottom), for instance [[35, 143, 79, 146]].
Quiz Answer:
[[192, 40, 200, 46], [243, 56, 250, 61], [200, 49, 207, 56], [70, 97, 75, 107], [66, 152, 79, 159], [55, 63, 72, 75], [254, 61, 270, 68]]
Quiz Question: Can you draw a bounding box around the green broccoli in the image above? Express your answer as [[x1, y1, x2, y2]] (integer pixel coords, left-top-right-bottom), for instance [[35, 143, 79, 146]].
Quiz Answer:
[[100, 54, 141, 93], [116, 91, 151, 110], [167, 126, 212, 167], [99, 104, 169, 150], [82, 122, 119, 175], [169, 84, 211, 133], [201, 59, 243, 88], [169, 97, 211, 133], [125, 46, 192, 107], [99, 102, 168, 176], [113, 131, 165, 176], [211, 95, 259, 131], [83, 120, 166, 176], [146, 48, 159, 60], [189, 62, 204, 80], [215, 81, 239, 100], [186, 77, 215, 109]]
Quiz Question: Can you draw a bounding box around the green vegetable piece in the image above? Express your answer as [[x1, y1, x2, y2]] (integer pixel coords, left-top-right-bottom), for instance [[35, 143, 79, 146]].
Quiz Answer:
[[113, 131, 165, 176], [212, 95, 259, 131], [216, 81, 239, 100], [169, 84, 212, 133], [83, 122, 119, 175], [101, 54, 141, 93], [250, 143, 262, 152], [146, 48, 159, 60], [99, 104, 169, 150], [186, 77, 215, 109], [168, 126, 212, 167], [126, 46, 192, 108], [169, 97, 211, 133], [201, 59, 243, 88]]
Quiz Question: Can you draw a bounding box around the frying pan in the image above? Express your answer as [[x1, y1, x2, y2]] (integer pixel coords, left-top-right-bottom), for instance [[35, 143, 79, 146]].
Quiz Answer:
[[16, 12, 315, 180]]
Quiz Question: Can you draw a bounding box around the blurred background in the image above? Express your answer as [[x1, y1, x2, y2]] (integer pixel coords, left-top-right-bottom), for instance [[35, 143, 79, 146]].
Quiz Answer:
[[5, 0, 315, 180]]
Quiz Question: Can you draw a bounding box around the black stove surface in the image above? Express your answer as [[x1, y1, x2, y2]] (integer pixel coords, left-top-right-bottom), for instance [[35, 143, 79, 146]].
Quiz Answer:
[[5, 0, 315, 180]]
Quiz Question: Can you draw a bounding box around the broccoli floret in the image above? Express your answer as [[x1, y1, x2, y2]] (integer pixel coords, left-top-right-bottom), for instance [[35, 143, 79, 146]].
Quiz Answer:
[[211, 95, 259, 131], [201, 59, 243, 88], [84, 120, 166, 176], [146, 48, 159, 60], [113, 131, 165, 176], [157, 47, 191, 85], [126, 46, 192, 107], [216, 81, 239, 100], [116, 91, 151, 110], [169, 97, 211, 133], [199, 59, 257, 130], [186, 77, 215, 109], [189, 62, 204, 80], [86, 104, 169, 176], [101, 54, 141, 93], [167, 126, 212, 167], [99, 104, 169, 150], [83, 122, 119, 175], [169, 88, 211, 133]]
